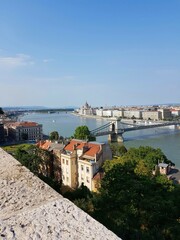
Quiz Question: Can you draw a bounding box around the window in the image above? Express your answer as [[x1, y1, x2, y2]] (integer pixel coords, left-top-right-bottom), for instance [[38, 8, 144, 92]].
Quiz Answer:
[[86, 167, 89, 173], [62, 159, 65, 164], [81, 165, 84, 171], [66, 160, 68, 165], [86, 177, 89, 183]]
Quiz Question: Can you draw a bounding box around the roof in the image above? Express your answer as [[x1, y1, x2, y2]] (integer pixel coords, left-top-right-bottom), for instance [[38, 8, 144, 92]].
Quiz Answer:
[[37, 140, 64, 151], [37, 140, 51, 150], [64, 139, 103, 157], [7, 121, 41, 128], [158, 163, 169, 168]]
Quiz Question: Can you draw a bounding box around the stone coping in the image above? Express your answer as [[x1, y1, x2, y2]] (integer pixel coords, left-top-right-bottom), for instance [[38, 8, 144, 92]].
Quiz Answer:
[[0, 148, 121, 240]]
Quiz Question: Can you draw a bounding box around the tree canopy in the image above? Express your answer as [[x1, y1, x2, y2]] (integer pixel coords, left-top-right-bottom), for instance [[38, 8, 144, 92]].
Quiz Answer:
[[0, 107, 4, 114], [110, 143, 127, 157], [49, 131, 59, 141], [92, 161, 180, 240], [103, 146, 173, 178], [121, 146, 173, 171], [74, 125, 95, 141]]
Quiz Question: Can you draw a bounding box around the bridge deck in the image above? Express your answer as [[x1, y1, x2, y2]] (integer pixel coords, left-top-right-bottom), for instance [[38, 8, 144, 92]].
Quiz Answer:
[[90, 121, 179, 137]]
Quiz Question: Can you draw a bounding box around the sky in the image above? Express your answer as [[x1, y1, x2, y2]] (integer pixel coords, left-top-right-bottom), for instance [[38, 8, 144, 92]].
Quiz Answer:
[[0, 0, 180, 108]]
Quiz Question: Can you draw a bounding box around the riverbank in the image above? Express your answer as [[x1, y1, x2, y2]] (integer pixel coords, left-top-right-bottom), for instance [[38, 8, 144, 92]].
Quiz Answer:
[[71, 112, 116, 121], [168, 167, 180, 184]]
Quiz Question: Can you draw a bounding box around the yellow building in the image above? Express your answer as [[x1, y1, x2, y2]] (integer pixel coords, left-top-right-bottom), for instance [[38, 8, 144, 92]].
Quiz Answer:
[[61, 139, 112, 191]]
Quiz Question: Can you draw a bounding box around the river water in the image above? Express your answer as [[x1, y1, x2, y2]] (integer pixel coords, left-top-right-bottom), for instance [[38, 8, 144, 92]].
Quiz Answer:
[[19, 112, 180, 168]]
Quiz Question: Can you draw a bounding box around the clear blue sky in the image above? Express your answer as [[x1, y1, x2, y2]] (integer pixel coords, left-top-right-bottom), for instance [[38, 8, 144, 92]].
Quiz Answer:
[[0, 0, 180, 108]]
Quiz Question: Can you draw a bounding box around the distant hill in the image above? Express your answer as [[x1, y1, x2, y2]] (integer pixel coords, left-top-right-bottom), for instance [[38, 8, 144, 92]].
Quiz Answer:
[[3, 106, 47, 111], [2, 106, 76, 113]]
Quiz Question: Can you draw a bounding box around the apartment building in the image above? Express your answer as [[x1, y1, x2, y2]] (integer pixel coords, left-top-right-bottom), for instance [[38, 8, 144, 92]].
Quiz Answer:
[[37, 140, 64, 182], [102, 110, 112, 117], [142, 111, 162, 120], [96, 108, 103, 117], [61, 139, 112, 191], [6, 121, 43, 141], [158, 108, 172, 120], [112, 109, 124, 118], [124, 110, 142, 119], [171, 109, 180, 117]]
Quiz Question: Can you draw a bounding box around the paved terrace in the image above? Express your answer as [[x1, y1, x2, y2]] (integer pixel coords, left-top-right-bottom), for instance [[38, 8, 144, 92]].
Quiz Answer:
[[0, 148, 120, 240]]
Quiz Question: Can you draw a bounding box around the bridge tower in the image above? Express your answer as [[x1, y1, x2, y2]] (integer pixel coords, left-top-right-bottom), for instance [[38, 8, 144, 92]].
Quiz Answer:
[[108, 119, 124, 143]]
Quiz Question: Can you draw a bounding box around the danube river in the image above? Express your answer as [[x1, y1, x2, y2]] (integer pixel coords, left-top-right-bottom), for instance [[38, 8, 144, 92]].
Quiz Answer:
[[20, 112, 180, 168]]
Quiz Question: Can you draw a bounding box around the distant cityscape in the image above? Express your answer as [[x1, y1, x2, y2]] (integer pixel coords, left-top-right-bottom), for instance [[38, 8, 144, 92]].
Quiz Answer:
[[76, 102, 180, 121], [1, 102, 180, 145]]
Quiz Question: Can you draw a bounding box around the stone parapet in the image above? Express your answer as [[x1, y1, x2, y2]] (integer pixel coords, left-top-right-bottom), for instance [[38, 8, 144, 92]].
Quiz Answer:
[[0, 148, 121, 240]]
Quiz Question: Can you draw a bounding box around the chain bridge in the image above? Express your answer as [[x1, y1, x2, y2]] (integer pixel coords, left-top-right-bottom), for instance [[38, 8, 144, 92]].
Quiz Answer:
[[90, 119, 180, 142]]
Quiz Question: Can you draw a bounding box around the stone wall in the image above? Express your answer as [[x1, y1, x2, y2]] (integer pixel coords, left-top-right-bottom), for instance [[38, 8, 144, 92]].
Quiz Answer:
[[0, 148, 121, 240]]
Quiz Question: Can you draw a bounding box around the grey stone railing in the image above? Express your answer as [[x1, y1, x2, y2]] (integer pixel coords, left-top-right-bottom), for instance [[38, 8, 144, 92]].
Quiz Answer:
[[0, 148, 120, 240]]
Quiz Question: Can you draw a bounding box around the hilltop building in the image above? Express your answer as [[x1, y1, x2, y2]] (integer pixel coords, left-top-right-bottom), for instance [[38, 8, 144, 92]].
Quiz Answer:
[[37, 140, 64, 182], [61, 139, 112, 191], [5, 121, 43, 142]]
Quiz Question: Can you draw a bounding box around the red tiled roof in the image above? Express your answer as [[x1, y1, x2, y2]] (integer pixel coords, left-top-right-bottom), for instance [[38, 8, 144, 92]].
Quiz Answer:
[[64, 139, 102, 157], [37, 140, 51, 150], [18, 121, 39, 127], [83, 143, 100, 157], [64, 139, 85, 151], [170, 109, 179, 112], [8, 121, 40, 127]]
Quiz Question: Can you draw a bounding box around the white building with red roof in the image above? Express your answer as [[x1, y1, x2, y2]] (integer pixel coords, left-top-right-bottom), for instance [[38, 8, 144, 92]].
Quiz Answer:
[[170, 109, 180, 117], [61, 139, 112, 191], [6, 121, 43, 142]]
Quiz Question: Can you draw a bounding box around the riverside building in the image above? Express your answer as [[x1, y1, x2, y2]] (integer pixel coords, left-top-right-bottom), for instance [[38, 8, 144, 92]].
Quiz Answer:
[[5, 121, 43, 142], [78, 102, 95, 116]]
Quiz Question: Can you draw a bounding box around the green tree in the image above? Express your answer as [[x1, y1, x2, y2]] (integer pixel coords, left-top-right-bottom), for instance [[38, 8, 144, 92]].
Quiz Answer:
[[14, 145, 54, 177], [49, 131, 59, 141], [63, 184, 94, 212], [93, 162, 180, 240], [14, 148, 42, 174], [74, 125, 95, 141], [0, 107, 4, 114], [122, 146, 171, 171], [110, 143, 127, 157]]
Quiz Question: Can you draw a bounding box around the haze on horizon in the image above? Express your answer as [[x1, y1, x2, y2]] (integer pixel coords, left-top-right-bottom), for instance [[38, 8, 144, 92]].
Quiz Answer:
[[0, 0, 180, 108]]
